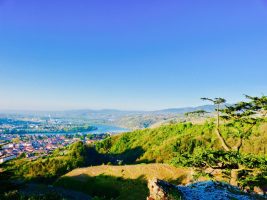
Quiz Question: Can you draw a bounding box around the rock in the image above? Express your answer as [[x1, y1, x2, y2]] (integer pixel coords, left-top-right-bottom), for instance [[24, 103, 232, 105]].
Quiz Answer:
[[147, 179, 265, 200], [204, 168, 221, 176], [243, 186, 250, 193], [147, 178, 168, 200], [178, 181, 257, 200], [230, 169, 239, 186], [253, 186, 266, 195], [147, 178, 183, 200]]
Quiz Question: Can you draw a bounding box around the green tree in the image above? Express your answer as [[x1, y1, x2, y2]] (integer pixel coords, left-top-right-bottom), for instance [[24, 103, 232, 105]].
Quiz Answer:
[[185, 110, 208, 117], [201, 97, 229, 151], [11, 138, 20, 144], [201, 95, 267, 152]]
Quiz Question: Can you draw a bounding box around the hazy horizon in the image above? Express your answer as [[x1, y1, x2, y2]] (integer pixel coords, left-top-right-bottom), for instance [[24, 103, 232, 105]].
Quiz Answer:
[[0, 0, 266, 110], [0, 104, 214, 112]]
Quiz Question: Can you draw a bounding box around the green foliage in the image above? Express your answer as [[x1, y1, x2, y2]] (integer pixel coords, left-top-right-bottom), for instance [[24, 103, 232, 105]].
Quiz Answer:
[[171, 148, 267, 170], [201, 95, 267, 152], [201, 97, 226, 105], [18, 152, 26, 159], [171, 148, 240, 169], [95, 137, 112, 153], [95, 121, 267, 164], [240, 154, 267, 170], [238, 171, 267, 190], [185, 110, 208, 117]]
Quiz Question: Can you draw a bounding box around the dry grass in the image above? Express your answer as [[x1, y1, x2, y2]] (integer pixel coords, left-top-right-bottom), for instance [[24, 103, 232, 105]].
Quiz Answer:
[[57, 164, 192, 199], [64, 163, 193, 185], [241, 123, 267, 154], [57, 164, 229, 199]]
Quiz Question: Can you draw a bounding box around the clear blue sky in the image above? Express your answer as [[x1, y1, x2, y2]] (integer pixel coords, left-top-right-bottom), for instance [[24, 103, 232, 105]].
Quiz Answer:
[[0, 0, 267, 111]]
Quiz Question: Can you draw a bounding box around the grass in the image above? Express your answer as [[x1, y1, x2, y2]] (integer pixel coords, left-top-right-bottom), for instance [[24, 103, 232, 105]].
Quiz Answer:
[[55, 164, 192, 200], [62, 163, 192, 184]]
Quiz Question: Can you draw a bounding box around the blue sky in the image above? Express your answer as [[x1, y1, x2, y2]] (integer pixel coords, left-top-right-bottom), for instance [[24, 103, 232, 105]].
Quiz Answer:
[[0, 0, 267, 110]]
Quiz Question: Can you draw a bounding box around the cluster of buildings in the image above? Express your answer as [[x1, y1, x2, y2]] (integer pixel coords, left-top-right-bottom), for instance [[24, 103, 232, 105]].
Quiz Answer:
[[0, 116, 96, 135], [0, 133, 109, 164], [0, 117, 113, 164], [0, 134, 75, 163]]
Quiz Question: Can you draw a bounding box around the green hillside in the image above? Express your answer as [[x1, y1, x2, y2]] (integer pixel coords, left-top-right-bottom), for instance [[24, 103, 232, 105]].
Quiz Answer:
[[96, 121, 267, 164]]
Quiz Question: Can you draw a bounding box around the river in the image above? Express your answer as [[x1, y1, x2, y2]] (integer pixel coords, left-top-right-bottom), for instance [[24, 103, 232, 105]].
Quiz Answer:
[[22, 124, 129, 135]]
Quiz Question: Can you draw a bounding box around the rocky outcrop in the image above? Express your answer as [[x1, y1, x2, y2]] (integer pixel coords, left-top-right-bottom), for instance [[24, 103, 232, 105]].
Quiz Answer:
[[147, 178, 169, 200], [253, 186, 267, 196], [147, 179, 266, 200], [178, 181, 258, 200], [147, 178, 183, 200]]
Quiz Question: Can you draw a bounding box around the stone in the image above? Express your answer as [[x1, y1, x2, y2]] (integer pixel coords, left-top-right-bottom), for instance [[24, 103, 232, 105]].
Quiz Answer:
[[253, 186, 266, 195], [147, 178, 168, 200]]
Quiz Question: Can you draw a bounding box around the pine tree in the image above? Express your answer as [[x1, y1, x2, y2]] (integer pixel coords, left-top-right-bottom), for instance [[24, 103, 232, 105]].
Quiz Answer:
[[201, 95, 267, 152]]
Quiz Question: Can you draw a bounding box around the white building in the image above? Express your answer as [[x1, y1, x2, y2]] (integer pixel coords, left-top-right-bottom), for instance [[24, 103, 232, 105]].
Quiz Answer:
[[0, 154, 16, 164], [2, 143, 13, 149]]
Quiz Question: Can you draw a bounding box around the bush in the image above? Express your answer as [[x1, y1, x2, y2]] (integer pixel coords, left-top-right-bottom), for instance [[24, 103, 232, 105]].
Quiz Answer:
[[95, 121, 267, 165], [171, 148, 267, 170], [238, 171, 267, 190]]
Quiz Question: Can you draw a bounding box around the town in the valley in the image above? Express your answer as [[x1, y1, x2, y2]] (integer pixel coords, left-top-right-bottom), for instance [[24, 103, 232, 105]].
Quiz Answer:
[[0, 133, 109, 164]]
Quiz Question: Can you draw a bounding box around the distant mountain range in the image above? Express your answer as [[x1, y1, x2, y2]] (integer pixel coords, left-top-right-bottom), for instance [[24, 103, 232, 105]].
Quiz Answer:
[[152, 105, 216, 114], [0, 105, 217, 129], [0, 105, 216, 119]]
